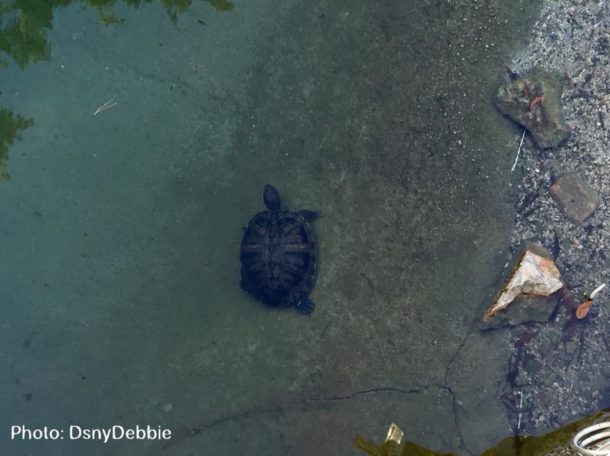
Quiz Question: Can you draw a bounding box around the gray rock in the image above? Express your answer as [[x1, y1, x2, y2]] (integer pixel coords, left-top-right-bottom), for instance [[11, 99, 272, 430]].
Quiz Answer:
[[499, 296, 558, 328], [564, 340, 577, 355], [494, 70, 569, 149], [480, 294, 559, 330], [549, 173, 599, 224]]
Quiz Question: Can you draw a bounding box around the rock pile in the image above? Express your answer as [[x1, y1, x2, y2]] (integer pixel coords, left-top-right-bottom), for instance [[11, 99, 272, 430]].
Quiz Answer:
[[494, 0, 610, 436]]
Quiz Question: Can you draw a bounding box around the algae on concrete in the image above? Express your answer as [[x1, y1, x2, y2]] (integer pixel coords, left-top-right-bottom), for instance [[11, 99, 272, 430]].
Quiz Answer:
[[355, 434, 454, 456], [356, 409, 610, 456]]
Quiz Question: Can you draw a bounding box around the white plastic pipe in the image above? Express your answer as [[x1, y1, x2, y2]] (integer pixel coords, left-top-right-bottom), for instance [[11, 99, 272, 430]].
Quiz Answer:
[[572, 422, 610, 456]]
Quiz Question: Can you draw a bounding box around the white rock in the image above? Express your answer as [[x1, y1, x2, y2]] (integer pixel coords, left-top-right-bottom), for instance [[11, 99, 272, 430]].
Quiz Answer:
[[484, 250, 563, 321]]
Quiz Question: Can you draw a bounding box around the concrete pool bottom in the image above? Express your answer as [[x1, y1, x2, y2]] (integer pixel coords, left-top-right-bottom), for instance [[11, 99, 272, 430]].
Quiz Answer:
[[0, 0, 542, 455]]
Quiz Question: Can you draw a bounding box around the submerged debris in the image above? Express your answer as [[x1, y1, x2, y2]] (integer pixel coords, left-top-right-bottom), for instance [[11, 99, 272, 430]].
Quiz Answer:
[[575, 299, 593, 319], [485, 249, 563, 321], [355, 411, 610, 456], [575, 283, 606, 319], [385, 423, 403, 445], [355, 422, 453, 456], [590, 283, 607, 300], [494, 70, 569, 149]]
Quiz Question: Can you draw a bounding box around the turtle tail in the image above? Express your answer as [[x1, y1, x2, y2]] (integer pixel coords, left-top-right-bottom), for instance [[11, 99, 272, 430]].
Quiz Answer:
[[295, 293, 315, 315]]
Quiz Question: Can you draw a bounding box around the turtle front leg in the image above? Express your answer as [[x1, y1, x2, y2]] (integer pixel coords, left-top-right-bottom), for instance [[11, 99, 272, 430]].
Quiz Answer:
[[299, 209, 320, 221]]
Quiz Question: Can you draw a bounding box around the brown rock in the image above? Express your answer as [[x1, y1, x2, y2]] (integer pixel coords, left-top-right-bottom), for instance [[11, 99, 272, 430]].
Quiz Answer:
[[549, 173, 599, 223]]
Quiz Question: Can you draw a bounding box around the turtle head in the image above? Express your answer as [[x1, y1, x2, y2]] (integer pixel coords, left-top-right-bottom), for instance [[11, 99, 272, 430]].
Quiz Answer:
[[263, 184, 281, 212]]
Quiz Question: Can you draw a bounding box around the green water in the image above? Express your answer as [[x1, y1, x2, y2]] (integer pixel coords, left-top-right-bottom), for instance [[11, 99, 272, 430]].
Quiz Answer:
[[0, 0, 539, 454]]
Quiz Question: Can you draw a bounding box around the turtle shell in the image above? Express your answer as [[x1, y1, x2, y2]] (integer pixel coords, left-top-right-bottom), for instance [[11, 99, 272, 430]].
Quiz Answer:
[[240, 209, 316, 308]]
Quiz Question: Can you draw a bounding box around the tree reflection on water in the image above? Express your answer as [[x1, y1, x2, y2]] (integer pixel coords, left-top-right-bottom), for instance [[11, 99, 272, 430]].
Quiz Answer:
[[0, 0, 233, 180]]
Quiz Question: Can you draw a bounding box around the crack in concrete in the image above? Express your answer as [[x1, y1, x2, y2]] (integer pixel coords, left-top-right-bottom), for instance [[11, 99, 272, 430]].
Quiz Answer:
[[446, 383, 468, 455], [442, 325, 478, 455], [153, 384, 457, 454]]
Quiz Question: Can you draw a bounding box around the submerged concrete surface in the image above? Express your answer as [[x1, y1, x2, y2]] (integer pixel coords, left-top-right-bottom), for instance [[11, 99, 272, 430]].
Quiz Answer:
[[0, 0, 539, 455]]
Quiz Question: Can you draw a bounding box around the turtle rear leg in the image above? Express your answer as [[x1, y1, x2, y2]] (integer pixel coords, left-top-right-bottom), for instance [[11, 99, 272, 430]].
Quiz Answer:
[[295, 293, 315, 315]]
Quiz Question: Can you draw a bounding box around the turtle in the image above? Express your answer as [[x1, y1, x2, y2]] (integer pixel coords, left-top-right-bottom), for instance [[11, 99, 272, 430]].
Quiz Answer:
[[240, 184, 318, 314]]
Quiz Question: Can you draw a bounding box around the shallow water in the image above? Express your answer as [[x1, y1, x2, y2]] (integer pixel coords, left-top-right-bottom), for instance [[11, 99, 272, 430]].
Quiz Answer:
[[0, 0, 540, 454]]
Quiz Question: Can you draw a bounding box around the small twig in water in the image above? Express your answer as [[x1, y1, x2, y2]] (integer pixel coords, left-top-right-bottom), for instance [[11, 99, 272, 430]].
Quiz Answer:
[[92, 96, 117, 117], [517, 389, 523, 433], [511, 129, 526, 172]]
